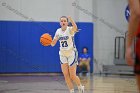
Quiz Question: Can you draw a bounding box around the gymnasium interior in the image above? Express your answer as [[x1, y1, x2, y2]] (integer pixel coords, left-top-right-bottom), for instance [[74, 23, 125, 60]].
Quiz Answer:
[[0, 0, 137, 93]]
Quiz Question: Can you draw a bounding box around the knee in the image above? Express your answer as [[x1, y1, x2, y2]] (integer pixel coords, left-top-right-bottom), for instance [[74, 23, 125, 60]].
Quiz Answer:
[[70, 74, 77, 80], [63, 72, 70, 79]]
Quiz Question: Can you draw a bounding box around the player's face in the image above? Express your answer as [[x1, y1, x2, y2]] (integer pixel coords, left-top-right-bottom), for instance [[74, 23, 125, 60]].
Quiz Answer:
[[60, 18, 68, 27]]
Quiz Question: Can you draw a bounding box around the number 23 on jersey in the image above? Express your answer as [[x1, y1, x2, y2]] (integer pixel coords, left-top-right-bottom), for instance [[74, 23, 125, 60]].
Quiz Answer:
[[61, 41, 68, 47]]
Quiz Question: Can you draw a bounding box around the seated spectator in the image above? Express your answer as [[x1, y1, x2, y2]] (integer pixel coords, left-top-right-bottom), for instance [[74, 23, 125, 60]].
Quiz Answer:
[[79, 47, 91, 73]]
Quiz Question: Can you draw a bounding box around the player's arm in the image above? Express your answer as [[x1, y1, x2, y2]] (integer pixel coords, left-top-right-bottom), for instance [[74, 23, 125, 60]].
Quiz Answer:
[[51, 38, 58, 47], [127, 0, 140, 48], [125, 0, 140, 66], [68, 16, 78, 35], [129, 0, 140, 18], [51, 31, 59, 47]]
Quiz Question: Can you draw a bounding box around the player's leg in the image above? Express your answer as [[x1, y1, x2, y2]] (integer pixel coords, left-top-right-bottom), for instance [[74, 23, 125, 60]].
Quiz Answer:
[[68, 50, 84, 93], [69, 64, 84, 93], [69, 64, 81, 86], [68, 50, 81, 86], [60, 55, 74, 93], [61, 63, 74, 93]]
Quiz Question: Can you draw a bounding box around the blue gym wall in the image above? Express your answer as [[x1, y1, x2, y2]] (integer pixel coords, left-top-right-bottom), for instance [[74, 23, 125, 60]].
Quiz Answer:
[[0, 21, 93, 73]]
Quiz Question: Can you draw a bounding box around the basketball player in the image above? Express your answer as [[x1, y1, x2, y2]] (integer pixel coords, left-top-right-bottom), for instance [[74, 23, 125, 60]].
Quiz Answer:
[[51, 16, 84, 93], [126, 0, 140, 92]]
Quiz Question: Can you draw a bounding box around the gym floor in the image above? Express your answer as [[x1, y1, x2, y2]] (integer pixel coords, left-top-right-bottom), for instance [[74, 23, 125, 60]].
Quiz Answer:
[[0, 74, 138, 93]]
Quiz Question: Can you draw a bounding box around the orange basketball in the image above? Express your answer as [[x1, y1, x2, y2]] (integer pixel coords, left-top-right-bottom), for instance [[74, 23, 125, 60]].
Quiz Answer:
[[40, 33, 52, 46]]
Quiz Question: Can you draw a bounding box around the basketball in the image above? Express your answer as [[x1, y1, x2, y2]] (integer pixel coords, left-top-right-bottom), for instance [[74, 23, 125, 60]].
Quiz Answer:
[[40, 33, 52, 46]]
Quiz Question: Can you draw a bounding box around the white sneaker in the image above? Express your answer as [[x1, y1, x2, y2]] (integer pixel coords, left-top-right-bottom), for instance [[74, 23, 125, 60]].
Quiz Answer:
[[70, 89, 75, 93], [78, 86, 84, 93], [70, 91, 74, 93]]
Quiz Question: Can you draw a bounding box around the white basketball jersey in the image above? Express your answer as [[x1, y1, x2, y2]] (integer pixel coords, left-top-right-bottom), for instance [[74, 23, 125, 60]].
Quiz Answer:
[[54, 26, 76, 51]]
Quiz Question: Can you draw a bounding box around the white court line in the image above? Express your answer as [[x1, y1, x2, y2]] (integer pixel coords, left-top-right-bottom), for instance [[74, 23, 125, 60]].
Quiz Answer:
[[0, 80, 8, 83]]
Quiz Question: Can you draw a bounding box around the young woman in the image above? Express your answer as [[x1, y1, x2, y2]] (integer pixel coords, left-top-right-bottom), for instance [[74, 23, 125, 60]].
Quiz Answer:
[[126, 0, 140, 92], [51, 16, 84, 93]]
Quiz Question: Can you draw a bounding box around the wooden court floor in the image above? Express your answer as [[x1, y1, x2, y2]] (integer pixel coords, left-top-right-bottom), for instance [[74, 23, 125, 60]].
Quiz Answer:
[[0, 74, 138, 93]]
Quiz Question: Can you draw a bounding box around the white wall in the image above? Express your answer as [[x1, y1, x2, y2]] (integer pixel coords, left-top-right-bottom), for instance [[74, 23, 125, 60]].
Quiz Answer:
[[0, 0, 93, 22], [0, 0, 21, 21], [93, 0, 128, 73]]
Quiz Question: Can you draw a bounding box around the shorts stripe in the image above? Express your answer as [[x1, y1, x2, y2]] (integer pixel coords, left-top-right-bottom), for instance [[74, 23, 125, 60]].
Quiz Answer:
[[60, 60, 63, 64]]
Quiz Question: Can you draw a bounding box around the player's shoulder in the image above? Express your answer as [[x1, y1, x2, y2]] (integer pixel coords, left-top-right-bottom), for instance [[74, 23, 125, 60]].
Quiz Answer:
[[55, 28, 61, 34], [56, 28, 61, 32]]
